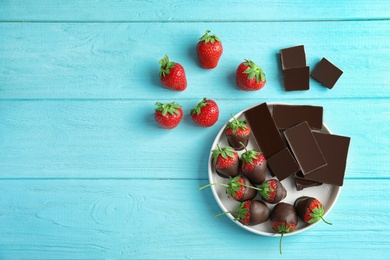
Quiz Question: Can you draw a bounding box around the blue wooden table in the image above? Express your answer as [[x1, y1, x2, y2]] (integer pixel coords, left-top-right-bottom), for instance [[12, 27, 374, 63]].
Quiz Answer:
[[1, 1, 389, 259]]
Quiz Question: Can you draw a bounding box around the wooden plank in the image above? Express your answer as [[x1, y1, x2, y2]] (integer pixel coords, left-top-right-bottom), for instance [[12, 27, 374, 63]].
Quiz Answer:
[[0, 0, 389, 22], [0, 99, 388, 179], [0, 21, 389, 100], [0, 179, 388, 259]]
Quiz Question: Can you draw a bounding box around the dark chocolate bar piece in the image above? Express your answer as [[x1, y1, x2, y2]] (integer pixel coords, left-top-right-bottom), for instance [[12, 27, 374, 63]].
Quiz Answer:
[[311, 57, 343, 89], [283, 121, 327, 175], [293, 173, 323, 191], [280, 45, 306, 70], [244, 103, 285, 159], [273, 104, 323, 130], [283, 66, 310, 91], [301, 132, 350, 186], [267, 147, 300, 181]]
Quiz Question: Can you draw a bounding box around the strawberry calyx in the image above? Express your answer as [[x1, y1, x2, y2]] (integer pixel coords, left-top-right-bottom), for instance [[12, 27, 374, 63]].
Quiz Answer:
[[159, 55, 175, 77], [307, 202, 332, 225], [243, 59, 266, 83], [240, 142, 261, 165], [212, 144, 236, 165], [155, 102, 182, 116], [226, 114, 248, 135], [259, 180, 275, 201], [199, 30, 220, 44], [191, 97, 209, 115], [272, 222, 296, 255], [213, 201, 250, 225]]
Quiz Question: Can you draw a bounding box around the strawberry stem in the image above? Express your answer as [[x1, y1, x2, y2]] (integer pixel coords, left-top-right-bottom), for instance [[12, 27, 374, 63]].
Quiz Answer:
[[239, 141, 247, 152], [280, 232, 284, 254], [321, 216, 332, 225], [213, 211, 235, 218], [199, 182, 229, 190]]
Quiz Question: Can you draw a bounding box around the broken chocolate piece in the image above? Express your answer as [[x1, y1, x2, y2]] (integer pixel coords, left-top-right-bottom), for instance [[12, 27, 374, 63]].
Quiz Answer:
[[244, 103, 285, 159], [280, 45, 306, 70], [311, 57, 343, 89], [283, 66, 310, 91], [283, 121, 327, 175], [301, 132, 350, 186], [267, 147, 300, 181], [273, 104, 323, 130], [293, 173, 323, 191]]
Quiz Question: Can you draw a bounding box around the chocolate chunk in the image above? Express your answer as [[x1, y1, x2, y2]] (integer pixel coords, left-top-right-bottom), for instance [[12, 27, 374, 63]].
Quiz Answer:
[[301, 132, 350, 186], [311, 57, 343, 89], [293, 173, 323, 191], [283, 121, 327, 175], [273, 104, 323, 130], [267, 147, 300, 181], [283, 66, 310, 91], [244, 103, 285, 159], [280, 45, 306, 70]]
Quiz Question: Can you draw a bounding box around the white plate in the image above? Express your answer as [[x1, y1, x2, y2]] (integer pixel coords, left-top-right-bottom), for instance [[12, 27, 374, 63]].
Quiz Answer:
[[208, 103, 341, 237]]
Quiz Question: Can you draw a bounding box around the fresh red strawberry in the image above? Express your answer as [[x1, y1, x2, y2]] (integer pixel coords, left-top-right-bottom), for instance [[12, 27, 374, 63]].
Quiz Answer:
[[214, 200, 270, 226], [154, 102, 183, 129], [211, 145, 239, 178], [196, 30, 223, 69], [159, 55, 187, 91], [294, 196, 332, 225], [240, 144, 267, 185], [199, 175, 257, 202], [236, 59, 266, 91], [225, 115, 251, 151], [258, 179, 286, 204], [191, 98, 219, 127], [270, 202, 298, 254]]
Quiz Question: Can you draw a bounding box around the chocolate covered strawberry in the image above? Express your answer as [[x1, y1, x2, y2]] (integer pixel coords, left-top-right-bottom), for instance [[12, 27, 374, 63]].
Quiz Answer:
[[224, 115, 251, 150], [240, 143, 267, 184], [191, 98, 219, 127], [159, 55, 187, 91], [211, 145, 239, 178], [199, 176, 257, 202], [236, 59, 266, 91], [214, 200, 270, 226], [258, 179, 286, 204], [270, 202, 298, 254], [294, 196, 332, 225], [154, 102, 183, 129], [196, 30, 223, 69]]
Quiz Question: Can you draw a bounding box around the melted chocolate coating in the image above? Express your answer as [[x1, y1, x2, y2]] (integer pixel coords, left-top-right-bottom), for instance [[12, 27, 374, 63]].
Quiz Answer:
[[215, 158, 239, 178], [247, 200, 270, 226], [294, 196, 316, 223], [240, 159, 267, 185], [270, 202, 298, 227], [266, 180, 287, 204], [227, 134, 249, 151]]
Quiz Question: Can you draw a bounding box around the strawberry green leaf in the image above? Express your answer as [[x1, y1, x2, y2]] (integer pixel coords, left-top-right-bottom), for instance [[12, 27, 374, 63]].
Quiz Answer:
[[241, 149, 260, 165], [243, 59, 266, 83], [259, 181, 273, 200], [226, 114, 247, 135], [155, 102, 182, 116], [191, 97, 209, 115], [199, 30, 221, 44], [159, 55, 175, 77], [308, 205, 327, 224], [211, 145, 236, 165]]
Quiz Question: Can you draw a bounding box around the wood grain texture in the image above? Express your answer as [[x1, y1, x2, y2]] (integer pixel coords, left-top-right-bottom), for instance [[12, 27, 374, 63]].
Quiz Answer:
[[0, 21, 389, 99], [0, 179, 388, 259], [0, 99, 388, 179], [1, 0, 389, 22]]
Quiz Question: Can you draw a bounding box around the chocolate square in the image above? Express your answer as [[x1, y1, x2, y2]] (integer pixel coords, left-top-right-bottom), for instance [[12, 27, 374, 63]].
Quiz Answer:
[[283, 121, 327, 175], [273, 104, 323, 130], [244, 103, 285, 159], [280, 45, 306, 70], [283, 66, 310, 91], [301, 132, 350, 186], [311, 57, 343, 89], [267, 147, 300, 181]]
